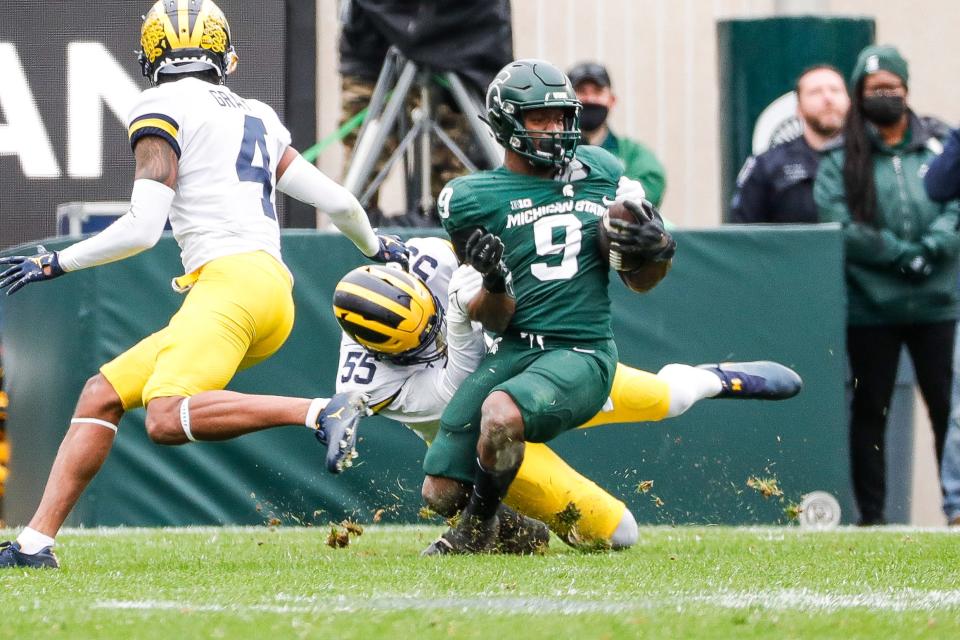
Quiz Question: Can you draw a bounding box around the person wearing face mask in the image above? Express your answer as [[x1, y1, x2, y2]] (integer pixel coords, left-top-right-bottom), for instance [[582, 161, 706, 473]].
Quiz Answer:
[[815, 44, 960, 526], [730, 65, 850, 223], [567, 62, 666, 207]]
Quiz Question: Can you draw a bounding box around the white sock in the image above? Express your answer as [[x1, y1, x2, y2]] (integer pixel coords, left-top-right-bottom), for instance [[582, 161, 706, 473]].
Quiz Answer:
[[657, 363, 724, 417], [16, 527, 55, 555], [609, 509, 638, 550], [304, 397, 329, 429]]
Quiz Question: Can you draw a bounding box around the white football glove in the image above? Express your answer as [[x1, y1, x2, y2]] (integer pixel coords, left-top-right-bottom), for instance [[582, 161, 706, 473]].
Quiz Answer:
[[614, 176, 647, 207], [447, 265, 483, 324]]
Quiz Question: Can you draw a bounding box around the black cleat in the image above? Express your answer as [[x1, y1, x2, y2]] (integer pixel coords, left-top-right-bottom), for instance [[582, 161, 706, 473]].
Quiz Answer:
[[421, 514, 500, 556], [0, 541, 59, 569], [698, 361, 802, 400], [314, 392, 369, 474], [495, 505, 549, 555]]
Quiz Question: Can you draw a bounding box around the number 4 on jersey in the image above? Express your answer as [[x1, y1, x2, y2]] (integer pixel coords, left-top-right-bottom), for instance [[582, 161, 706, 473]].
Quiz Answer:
[[236, 115, 275, 220]]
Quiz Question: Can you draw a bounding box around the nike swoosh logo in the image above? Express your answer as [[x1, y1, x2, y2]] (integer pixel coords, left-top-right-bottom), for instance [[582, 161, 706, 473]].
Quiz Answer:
[[572, 347, 596, 354], [601, 196, 616, 207]]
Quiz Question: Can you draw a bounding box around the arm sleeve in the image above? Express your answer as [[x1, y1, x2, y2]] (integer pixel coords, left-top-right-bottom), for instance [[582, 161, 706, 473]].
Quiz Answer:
[[924, 128, 960, 202], [276, 153, 379, 256], [441, 265, 487, 389], [382, 267, 488, 420], [729, 157, 768, 223], [814, 152, 914, 267], [57, 179, 174, 272]]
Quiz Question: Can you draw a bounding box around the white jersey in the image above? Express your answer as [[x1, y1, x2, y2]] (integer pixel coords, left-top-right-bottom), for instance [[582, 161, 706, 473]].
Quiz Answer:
[[335, 237, 487, 441], [126, 77, 290, 274]]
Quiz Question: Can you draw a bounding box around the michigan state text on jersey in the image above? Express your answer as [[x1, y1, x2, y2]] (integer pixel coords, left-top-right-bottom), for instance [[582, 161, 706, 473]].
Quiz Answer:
[[438, 144, 622, 343]]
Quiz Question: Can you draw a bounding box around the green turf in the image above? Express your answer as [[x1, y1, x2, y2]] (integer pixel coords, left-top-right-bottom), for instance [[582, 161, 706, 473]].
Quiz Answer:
[[1, 525, 959, 639]]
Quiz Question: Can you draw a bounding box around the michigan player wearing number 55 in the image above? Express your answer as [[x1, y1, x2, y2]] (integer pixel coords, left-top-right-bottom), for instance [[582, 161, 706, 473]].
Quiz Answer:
[[0, 0, 410, 570], [390, 59, 804, 555]]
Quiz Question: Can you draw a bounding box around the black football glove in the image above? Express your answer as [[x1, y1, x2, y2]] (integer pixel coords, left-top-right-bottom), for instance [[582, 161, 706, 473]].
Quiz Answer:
[[464, 229, 512, 294], [370, 234, 410, 270], [898, 250, 934, 280], [0, 248, 64, 296], [606, 200, 677, 266]]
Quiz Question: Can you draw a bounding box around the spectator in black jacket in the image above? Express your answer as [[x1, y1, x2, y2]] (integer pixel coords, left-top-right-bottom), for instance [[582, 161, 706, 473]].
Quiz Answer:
[[925, 128, 960, 202], [924, 127, 960, 525], [730, 65, 849, 223]]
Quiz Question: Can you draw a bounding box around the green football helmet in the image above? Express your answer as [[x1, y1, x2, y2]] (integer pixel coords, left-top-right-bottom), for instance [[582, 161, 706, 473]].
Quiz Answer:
[[485, 59, 582, 168]]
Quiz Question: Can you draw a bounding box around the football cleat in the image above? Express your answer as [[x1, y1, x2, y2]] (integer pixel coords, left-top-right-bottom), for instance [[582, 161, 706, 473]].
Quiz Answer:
[[698, 361, 802, 400], [0, 541, 59, 569], [495, 505, 549, 555], [421, 514, 500, 556], [314, 392, 370, 474]]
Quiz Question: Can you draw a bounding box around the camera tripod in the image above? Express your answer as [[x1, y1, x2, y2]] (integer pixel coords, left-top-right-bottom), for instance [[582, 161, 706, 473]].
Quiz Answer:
[[343, 47, 504, 218]]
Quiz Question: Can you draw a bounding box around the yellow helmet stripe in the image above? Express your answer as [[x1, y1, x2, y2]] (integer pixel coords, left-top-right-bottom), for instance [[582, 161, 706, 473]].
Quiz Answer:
[[176, 0, 191, 46], [190, 3, 209, 47], [332, 307, 408, 343], [158, 7, 181, 49], [367, 266, 428, 298], [335, 282, 414, 319], [376, 271, 426, 301]]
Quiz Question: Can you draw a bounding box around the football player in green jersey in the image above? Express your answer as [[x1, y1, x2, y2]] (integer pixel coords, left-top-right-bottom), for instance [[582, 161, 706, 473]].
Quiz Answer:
[[420, 59, 679, 554], [421, 59, 800, 555]]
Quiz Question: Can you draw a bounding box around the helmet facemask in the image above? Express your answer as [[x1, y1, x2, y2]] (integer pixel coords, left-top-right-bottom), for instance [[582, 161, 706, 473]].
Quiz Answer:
[[504, 105, 581, 168], [380, 300, 447, 366]]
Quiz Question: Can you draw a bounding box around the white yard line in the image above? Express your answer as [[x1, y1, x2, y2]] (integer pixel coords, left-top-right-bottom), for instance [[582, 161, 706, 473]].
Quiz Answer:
[[685, 588, 960, 612], [93, 589, 960, 616]]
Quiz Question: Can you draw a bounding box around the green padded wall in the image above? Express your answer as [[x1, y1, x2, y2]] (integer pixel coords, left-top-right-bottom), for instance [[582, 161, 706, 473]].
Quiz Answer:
[[1, 226, 848, 526]]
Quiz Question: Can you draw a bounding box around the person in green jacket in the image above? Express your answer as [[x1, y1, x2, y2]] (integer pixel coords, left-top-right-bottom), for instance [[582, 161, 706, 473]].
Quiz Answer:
[[814, 44, 960, 526], [567, 61, 667, 208]]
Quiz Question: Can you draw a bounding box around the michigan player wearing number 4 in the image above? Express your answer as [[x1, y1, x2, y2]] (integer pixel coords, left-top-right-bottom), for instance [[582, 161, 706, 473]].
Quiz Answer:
[[0, 0, 406, 569], [334, 239, 803, 552]]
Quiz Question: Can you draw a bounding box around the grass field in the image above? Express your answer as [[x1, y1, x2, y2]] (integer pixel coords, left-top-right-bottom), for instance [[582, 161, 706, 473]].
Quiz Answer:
[[2, 525, 959, 639]]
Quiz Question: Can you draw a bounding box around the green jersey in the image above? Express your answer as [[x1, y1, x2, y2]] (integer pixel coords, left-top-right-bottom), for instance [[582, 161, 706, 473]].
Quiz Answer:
[[438, 145, 623, 342]]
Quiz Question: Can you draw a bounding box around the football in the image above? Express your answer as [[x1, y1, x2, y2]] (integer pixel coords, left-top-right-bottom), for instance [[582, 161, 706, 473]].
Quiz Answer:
[[597, 200, 647, 272], [597, 200, 672, 292]]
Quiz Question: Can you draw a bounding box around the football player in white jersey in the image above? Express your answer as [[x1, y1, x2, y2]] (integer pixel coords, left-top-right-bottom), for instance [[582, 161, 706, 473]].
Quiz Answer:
[[0, 0, 405, 569], [332, 238, 803, 552]]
